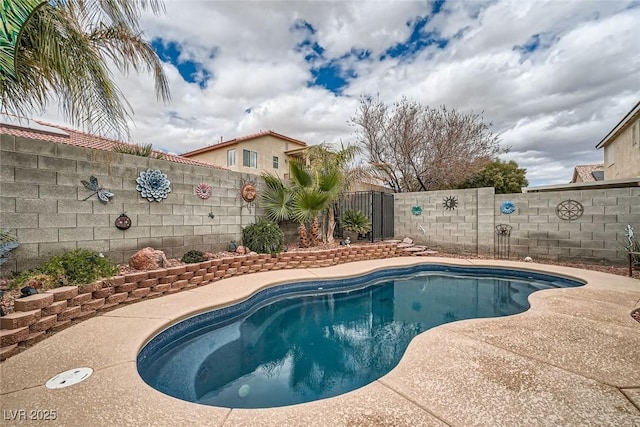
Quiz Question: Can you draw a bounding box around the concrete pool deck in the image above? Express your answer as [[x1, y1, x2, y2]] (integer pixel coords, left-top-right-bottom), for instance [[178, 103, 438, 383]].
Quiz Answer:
[[1, 257, 639, 426]]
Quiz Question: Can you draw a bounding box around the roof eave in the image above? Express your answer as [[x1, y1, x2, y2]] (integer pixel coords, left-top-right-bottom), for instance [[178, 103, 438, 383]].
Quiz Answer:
[[596, 101, 640, 149]]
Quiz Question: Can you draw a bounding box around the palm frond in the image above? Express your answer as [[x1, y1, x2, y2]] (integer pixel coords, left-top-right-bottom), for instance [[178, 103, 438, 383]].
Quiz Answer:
[[290, 189, 330, 224], [288, 160, 313, 189], [260, 182, 293, 223]]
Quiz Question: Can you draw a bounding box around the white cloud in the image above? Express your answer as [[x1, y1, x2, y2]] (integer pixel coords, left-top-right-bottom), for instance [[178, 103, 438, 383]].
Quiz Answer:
[[35, 0, 640, 185]]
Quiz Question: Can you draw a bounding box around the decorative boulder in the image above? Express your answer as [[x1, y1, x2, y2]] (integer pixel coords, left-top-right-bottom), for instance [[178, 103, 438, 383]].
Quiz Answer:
[[402, 237, 414, 244], [129, 247, 168, 270], [235, 246, 247, 255]]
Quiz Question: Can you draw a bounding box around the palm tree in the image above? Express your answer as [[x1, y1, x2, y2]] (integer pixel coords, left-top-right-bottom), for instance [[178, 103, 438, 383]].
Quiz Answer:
[[303, 143, 372, 243], [0, 0, 169, 138], [261, 161, 339, 248]]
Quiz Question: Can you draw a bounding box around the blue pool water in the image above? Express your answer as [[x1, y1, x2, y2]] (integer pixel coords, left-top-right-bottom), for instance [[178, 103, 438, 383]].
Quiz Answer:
[[137, 265, 583, 408]]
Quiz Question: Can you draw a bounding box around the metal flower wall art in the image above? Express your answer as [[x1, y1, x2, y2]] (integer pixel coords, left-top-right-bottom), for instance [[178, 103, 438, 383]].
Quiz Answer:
[[500, 201, 516, 214], [136, 169, 171, 202], [81, 176, 113, 203], [195, 183, 212, 200]]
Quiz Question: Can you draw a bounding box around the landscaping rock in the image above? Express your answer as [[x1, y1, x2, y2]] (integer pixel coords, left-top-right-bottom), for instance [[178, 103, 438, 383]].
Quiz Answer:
[[129, 247, 168, 270], [236, 246, 247, 254]]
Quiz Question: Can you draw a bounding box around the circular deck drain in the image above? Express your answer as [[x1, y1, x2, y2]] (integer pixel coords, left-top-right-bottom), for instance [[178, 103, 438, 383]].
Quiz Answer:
[[45, 368, 93, 389]]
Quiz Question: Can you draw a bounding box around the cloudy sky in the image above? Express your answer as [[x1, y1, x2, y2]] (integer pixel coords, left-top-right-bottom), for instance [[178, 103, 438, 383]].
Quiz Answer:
[[43, 0, 640, 186]]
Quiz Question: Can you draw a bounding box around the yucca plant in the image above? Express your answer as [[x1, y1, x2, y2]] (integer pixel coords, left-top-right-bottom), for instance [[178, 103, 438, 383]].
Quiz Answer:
[[112, 142, 164, 159]]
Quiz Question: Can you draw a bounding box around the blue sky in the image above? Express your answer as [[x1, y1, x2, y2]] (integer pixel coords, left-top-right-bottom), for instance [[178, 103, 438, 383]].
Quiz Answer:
[[40, 0, 640, 186]]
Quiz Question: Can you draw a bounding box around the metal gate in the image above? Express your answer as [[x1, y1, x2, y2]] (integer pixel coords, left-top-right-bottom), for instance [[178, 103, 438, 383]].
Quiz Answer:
[[335, 191, 394, 242]]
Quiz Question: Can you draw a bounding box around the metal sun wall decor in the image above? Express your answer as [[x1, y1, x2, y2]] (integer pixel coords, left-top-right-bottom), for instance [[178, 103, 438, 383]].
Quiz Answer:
[[238, 177, 257, 213], [81, 176, 113, 203], [411, 206, 423, 216], [555, 199, 583, 221], [195, 182, 212, 200], [443, 196, 458, 211], [500, 200, 516, 215], [136, 169, 171, 202]]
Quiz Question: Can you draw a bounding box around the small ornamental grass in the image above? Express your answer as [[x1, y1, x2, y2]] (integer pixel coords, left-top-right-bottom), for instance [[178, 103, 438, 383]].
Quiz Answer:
[[242, 219, 285, 255], [11, 249, 117, 290]]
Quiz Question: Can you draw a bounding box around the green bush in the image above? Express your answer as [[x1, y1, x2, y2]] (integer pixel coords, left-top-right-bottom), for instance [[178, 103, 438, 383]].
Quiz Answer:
[[12, 249, 117, 290], [181, 250, 206, 264], [340, 209, 372, 235], [242, 219, 285, 255]]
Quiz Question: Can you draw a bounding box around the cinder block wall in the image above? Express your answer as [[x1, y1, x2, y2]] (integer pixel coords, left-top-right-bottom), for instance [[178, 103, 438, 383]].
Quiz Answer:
[[1, 135, 262, 273], [395, 187, 640, 264]]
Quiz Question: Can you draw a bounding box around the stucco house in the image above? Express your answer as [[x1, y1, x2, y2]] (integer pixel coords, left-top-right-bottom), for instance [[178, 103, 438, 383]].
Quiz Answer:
[[596, 101, 640, 180], [181, 130, 307, 178]]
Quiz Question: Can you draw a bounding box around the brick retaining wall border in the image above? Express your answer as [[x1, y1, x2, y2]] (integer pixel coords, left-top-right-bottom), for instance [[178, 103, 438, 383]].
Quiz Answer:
[[0, 243, 402, 360]]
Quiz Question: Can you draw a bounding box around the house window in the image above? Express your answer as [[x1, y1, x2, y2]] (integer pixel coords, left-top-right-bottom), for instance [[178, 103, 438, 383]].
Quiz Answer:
[[243, 149, 257, 168], [227, 149, 236, 167], [273, 156, 279, 169]]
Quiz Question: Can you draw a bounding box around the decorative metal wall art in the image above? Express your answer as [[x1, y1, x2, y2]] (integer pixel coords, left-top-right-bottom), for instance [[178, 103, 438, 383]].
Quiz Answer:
[[411, 206, 423, 216], [625, 224, 635, 250], [81, 176, 113, 203], [241, 183, 257, 202], [500, 201, 516, 214], [136, 169, 171, 202], [443, 196, 458, 211], [114, 213, 131, 230], [495, 224, 513, 259], [238, 176, 258, 212], [195, 182, 212, 199], [555, 199, 583, 221]]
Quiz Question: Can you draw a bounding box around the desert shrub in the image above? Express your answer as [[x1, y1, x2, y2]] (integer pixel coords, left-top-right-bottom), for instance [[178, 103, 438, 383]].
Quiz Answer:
[[340, 209, 372, 235], [181, 250, 206, 264], [12, 249, 117, 289], [242, 219, 285, 255]]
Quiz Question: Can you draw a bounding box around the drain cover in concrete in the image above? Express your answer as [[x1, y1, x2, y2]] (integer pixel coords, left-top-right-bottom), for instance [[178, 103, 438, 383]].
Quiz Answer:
[[45, 368, 93, 389]]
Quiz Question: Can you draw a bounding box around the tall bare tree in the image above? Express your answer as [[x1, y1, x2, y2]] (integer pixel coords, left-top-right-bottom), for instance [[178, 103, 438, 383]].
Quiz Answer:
[[351, 96, 503, 192]]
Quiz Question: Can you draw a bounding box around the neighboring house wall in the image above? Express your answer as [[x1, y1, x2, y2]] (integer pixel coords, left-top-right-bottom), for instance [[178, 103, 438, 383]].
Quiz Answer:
[[603, 119, 640, 180], [598, 102, 640, 180], [185, 134, 303, 177], [0, 135, 263, 274], [395, 187, 640, 264]]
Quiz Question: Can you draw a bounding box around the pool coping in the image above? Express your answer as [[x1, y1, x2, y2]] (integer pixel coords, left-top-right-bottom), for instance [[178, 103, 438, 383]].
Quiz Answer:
[[1, 257, 639, 426]]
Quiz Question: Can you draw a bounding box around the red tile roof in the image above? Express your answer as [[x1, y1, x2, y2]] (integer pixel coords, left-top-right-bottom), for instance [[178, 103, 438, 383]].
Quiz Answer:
[[181, 130, 307, 157], [572, 163, 604, 183], [0, 117, 227, 170]]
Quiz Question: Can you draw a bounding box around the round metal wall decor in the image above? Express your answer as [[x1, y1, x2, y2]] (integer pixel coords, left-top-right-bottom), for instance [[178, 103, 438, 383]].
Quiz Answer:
[[500, 201, 516, 215], [411, 206, 423, 216], [195, 182, 212, 200], [241, 183, 257, 202], [115, 213, 131, 230], [136, 169, 171, 202], [443, 196, 458, 211], [555, 199, 583, 221]]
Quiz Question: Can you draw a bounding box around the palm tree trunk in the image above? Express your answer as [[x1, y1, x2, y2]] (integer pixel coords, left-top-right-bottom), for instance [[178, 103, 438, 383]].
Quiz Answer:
[[298, 222, 309, 248], [310, 216, 319, 247], [326, 206, 336, 244]]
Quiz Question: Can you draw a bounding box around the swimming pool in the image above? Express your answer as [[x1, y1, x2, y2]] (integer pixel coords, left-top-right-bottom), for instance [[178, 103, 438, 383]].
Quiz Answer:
[[137, 264, 583, 409]]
